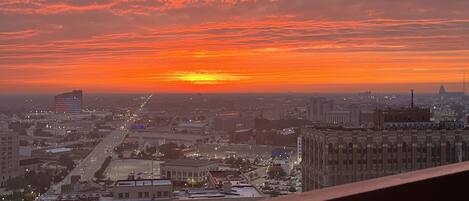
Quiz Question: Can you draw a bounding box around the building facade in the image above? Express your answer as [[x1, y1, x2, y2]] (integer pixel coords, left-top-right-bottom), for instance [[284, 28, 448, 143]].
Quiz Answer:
[[55, 90, 83, 114], [301, 128, 469, 191], [326, 111, 351, 125], [308, 97, 334, 122], [160, 159, 219, 183], [113, 179, 173, 200], [0, 130, 19, 187]]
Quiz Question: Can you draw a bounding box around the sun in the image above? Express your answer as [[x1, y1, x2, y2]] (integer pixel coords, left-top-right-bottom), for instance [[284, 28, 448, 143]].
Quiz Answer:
[[163, 70, 247, 84]]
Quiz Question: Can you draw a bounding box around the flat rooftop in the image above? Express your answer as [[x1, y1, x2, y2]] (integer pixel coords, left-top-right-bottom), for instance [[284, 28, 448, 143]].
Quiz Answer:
[[115, 179, 172, 187], [128, 132, 209, 141], [177, 122, 208, 128], [162, 159, 218, 168], [176, 185, 264, 200]]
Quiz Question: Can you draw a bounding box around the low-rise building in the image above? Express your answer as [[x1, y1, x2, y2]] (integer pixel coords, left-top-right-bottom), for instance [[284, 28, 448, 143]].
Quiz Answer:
[[160, 159, 219, 183], [127, 132, 210, 149], [174, 122, 208, 135], [112, 179, 173, 200], [175, 183, 264, 201]]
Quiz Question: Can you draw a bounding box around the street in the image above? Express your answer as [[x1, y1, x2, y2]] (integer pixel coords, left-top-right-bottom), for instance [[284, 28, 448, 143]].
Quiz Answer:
[[47, 94, 152, 194]]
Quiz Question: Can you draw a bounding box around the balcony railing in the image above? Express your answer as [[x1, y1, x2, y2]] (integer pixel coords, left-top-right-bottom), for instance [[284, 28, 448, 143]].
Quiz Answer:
[[268, 161, 469, 201]]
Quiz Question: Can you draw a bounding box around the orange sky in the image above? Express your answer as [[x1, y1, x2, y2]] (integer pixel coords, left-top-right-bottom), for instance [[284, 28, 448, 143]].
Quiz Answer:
[[1, 1, 469, 93]]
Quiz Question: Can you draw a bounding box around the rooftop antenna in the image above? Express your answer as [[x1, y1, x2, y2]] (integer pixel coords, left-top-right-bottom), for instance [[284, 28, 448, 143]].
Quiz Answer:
[[410, 89, 414, 109], [462, 69, 466, 95]]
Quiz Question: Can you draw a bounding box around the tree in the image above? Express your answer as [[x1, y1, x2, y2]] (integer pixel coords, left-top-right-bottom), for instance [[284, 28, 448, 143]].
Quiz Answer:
[[267, 165, 286, 179], [254, 157, 261, 165], [145, 146, 158, 155], [5, 177, 27, 191], [6, 171, 53, 194], [159, 143, 183, 159], [58, 154, 75, 170]]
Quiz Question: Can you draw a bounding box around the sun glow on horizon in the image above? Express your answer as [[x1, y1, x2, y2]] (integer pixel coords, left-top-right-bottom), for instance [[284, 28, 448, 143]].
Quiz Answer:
[[161, 70, 248, 84]]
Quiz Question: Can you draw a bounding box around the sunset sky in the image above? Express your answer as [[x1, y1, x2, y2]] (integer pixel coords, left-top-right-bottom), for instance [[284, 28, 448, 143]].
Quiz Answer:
[[1, 0, 469, 93]]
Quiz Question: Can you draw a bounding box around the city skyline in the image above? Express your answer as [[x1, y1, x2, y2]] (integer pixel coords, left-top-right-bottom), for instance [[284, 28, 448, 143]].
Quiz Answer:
[[2, 1, 469, 93]]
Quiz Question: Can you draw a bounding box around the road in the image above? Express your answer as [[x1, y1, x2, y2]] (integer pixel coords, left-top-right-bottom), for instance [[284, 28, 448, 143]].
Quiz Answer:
[[47, 94, 152, 194]]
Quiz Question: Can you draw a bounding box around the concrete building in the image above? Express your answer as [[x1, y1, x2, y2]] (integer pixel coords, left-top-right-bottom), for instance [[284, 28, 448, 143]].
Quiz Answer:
[[0, 130, 19, 187], [127, 132, 210, 149], [307, 97, 334, 122], [301, 128, 469, 191], [297, 136, 302, 162], [374, 107, 432, 130], [175, 183, 264, 201], [113, 179, 173, 200], [160, 159, 219, 183], [55, 90, 83, 114], [174, 122, 208, 135], [214, 113, 255, 133], [326, 111, 351, 125]]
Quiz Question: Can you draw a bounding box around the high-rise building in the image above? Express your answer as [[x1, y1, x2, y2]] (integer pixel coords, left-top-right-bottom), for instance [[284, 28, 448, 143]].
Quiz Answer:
[[55, 90, 83, 114], [0, 130, 19, 187], [301, 128, 469, 191], [307, 97, 334, 122]]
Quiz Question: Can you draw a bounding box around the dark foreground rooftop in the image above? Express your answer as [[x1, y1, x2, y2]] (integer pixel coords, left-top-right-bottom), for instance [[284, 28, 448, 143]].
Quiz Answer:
[[269, 161, 469, 201]]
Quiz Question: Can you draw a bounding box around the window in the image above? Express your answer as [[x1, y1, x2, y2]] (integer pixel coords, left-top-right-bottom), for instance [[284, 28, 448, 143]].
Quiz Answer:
[[144, 192, 149, 198], [157, 191, 162, 197], [118, 193, 123, 199], [138, 192, 143, 198], [125, 193, 129, 198], [163, 191, 169, 197]]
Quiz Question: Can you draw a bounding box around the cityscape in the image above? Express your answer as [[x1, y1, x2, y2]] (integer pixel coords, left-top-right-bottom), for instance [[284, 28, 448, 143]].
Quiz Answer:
[[2, 1, 469, 201]]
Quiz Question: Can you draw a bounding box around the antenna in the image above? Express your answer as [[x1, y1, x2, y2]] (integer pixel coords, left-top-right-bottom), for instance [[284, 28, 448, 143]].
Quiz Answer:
[[462, 69, 466, 95], [410, 89, 414, 109]]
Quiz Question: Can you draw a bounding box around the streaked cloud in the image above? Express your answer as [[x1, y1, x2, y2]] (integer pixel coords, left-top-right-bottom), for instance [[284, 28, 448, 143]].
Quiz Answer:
[[1, 0, 469, 92]]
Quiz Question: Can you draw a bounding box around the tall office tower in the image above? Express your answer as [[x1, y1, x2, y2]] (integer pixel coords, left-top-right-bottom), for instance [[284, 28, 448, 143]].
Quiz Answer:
[[349, 104, 361, 127], [0, 130, 19, 187], [55, 90, 83, 114], [301, 128, 469, 192], [307, 97, 334, 122]]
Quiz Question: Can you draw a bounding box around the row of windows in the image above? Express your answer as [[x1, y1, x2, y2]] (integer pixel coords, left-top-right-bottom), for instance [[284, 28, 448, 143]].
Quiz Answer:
[[1, 147, 13, 151], [117, 191, 170, 199]]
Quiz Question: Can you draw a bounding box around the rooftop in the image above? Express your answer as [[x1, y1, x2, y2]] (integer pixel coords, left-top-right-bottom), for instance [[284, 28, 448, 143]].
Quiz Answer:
[[176, 185, 264, 200], [128, 132, 209, 141], [46, 147, 72, 153], [115, 179, 172, 187], [162, 159, 218, 168], [177, 122, 208, 128]]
